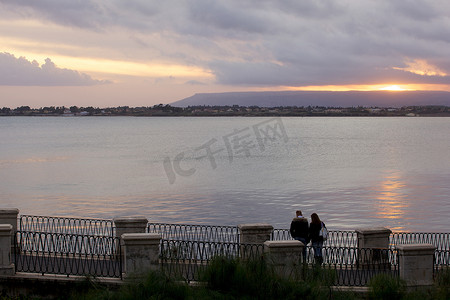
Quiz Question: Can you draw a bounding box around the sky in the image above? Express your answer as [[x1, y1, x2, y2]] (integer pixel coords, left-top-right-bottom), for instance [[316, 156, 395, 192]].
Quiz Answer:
[[1, 0, 450, 108]]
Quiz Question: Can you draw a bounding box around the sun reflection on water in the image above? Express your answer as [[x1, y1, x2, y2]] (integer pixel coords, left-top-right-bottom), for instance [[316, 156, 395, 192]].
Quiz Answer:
[[373, 171, 409, 231]]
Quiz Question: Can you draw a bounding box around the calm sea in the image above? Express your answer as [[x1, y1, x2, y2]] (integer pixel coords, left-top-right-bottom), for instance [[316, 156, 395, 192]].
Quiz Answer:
[[0, 116, 449, 232]]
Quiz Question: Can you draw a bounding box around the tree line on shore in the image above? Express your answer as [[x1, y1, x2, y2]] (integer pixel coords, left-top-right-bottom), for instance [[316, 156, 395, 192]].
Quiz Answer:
[[1, 104, 449, 117]]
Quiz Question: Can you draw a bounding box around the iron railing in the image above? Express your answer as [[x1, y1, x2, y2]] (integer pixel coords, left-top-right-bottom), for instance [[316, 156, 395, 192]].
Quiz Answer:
[[18, 215, 450, 252], [13, 231, 122, 278], [19, 215, 114, 237], [318, 246, 398, 286], [273, 229, 450, 251], [148, 223, 239, 243], [160, 239, 263, 282], [13, 216, 448, 282], [434, 249, 450, 277], [159, 240, 397, 286], [271, 229, 358, 247], [391, 232, 450, 251]]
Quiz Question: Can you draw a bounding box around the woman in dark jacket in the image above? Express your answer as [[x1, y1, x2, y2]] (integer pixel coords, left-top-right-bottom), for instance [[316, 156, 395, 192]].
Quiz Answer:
[[309, 213, 325, 264]]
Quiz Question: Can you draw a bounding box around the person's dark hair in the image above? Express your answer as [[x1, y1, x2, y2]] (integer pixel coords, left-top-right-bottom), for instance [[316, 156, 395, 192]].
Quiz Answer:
[[311, 213, 321, 224]]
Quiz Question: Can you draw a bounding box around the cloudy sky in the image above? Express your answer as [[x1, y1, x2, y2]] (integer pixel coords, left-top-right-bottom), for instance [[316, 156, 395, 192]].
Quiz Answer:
[[1, 0, 450, 108]]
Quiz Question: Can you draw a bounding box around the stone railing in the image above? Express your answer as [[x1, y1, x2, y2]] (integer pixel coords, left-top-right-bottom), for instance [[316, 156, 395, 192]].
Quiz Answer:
[[0, 209, 442, 288]]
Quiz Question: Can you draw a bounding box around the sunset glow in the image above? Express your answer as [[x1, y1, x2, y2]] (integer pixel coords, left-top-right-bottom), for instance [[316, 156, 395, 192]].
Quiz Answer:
[[1, 1, 450, 107], [1, 47, 213, 79], [378, 85, 408, 91], [283, 84, 424, 92], [374, 172, 409, 231], [394, 59, 448, 77]]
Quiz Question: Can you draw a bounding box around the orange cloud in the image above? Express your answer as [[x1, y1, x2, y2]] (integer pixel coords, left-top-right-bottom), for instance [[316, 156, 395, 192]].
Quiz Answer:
[[394, 59, 447, 77]]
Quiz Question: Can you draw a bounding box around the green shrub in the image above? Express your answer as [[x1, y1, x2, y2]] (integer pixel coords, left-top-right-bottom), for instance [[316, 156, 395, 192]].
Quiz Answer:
[[435, 268, 450, 300], [199, 256, 268, 297], [199, 256, 338, 300], [117, 271, 191, 300], [68, 256, 361, 300], [70, 271, 191, 300], [368, 274, 405, 300]]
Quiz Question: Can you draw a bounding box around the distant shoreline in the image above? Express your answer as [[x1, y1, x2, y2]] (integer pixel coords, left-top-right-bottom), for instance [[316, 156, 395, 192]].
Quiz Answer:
[[1, 104, 449, 117], [2, 114, 450, 117]]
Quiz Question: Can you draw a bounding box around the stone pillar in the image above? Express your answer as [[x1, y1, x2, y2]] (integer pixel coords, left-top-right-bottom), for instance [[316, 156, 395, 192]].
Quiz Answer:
[[0, 224, 14, 275], [114, 217, 149, 258], [356, 227, 392, 249], [238, 223, 273, 244], [122, 233, 161, 275], [113, 217, 148, 238], [397, 244, 435, 287], [264, 240, 304, 278], [356, 227, 392, 267], [238, 223, 273, 259], [0, 209, 19, 245]]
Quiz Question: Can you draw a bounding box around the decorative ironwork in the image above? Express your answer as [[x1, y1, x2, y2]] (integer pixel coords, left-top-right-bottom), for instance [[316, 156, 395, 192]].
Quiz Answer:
[[317, 247, 398, 286], [434, 249, 450, 278], [13, 231, 121, 278], [160, 239, 263, 282], [274, 229, 450, 251], [391, 232, 450, 251], [159, 240, 398, 286], [18, 216, 450, 252], [19, 215, 114, 237], [13, 216, 449, 283], [271, 229, 358, 247], [148, 223, 239, 243]]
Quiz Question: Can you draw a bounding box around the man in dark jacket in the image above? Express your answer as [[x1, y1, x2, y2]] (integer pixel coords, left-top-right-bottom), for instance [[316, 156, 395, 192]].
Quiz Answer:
[[289, 210, 309, 260]]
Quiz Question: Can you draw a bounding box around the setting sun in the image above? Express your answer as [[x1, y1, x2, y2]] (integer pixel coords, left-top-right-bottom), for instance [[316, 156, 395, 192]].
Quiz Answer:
[[283, 84, 434, 92], [379, 85, 408, 91]]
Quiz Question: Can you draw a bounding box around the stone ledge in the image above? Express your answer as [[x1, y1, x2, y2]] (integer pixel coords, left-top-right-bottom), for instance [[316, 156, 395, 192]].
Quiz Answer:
[[264, 240, 303, 248], [113, 217, 148, 224], [121, 233, 162, 245], [355, 227, 392, 235], [2, 272, 122, 283], [0, 265, 14, 276], [238, 224, 273, 231], [396, 243, 436, 254], [0, 209, 19, 215], [0, 224, 12, 234]]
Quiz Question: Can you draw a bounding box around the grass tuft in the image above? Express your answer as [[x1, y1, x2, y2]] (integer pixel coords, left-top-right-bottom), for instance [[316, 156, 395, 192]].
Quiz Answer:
[[368, 273, 405, 300]]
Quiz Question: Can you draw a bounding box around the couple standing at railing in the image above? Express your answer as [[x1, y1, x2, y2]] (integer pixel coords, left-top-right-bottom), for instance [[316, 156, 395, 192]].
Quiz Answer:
[[289, 210, 327, 264]]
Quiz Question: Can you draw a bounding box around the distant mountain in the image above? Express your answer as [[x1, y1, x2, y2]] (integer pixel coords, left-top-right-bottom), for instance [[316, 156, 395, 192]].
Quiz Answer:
[[172, 90, 450, 107]]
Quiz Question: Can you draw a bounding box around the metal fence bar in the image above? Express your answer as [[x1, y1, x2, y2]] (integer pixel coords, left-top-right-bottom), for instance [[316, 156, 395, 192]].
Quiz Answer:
[[273, 229, 450, 251], [17, 231, 117, 255], [160, 239, 263, 282], [19, 215, 114, 237], [13, 231, 122, 278], [160, 239, 263, 261], [434, 249, 450, 278], [320, 247, 398, 286], [18, 216, 450, 252], [148, 223, 239, 243], [391, 232, 450, 251], [159, 240, 398, 286], [271, 229, 358, 248]]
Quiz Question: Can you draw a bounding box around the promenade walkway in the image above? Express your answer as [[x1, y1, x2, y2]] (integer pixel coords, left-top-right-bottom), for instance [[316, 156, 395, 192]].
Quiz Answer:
[[1, 213, 446, 287]]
